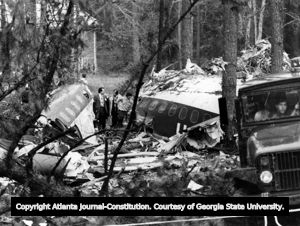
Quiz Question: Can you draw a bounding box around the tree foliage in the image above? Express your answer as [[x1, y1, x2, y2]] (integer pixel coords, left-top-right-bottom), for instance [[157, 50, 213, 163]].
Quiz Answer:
[[0, 0, 92, 138], [76, 0, 300, 72], [0, 0, 95, 190]]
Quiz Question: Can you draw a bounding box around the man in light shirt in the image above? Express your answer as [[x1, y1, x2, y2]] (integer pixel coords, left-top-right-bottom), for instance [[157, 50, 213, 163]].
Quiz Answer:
[[117, 92, 133, 127]]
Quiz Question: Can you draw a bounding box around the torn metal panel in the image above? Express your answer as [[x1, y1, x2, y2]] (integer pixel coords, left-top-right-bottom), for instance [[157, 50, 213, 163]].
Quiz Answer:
[[42, 83, 97, 144], [186, 116, 224, 149], [72, 99, 96, 144], [32, 153, 68, 175], [32, 151, 90, 177]]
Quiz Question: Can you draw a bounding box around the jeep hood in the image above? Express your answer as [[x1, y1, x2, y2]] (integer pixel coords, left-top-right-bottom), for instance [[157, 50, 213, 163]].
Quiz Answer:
[[247, 122, 300, 158]]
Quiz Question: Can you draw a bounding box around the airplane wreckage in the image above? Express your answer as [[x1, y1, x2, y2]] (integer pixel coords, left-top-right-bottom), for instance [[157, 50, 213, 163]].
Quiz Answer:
[[0, 61, 227, 189], [0, 83, 96, 177], [2, 49, 300, 203], [136, 60, 225, 148]]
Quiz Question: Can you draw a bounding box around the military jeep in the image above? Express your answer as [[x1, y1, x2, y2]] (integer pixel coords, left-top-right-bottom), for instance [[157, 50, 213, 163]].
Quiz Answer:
[[223, 58, 300, 205]]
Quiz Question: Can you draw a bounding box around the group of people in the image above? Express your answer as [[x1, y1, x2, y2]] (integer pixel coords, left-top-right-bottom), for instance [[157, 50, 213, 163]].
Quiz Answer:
[[254, 94, 300, 121], [93, 87, 133, 131]]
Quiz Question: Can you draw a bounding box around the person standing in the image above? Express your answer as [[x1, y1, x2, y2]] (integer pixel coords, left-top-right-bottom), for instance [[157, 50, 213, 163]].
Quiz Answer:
[[117, 92, 133, 127], [93, 87, 109, 130], [111, 90, 120, 128], [79, 73, 88, 85]]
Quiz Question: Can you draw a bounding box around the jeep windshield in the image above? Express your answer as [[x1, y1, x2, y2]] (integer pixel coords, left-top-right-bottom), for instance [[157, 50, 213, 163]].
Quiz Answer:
[[241, 88, 300, 123]]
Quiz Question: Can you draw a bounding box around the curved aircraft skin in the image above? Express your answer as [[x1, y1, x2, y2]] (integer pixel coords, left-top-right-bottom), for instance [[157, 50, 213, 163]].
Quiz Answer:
[[42, 83, 96, 144], [136, 64, 300, 138], [43, 83, 92, 127], [136, 96, 219, 138]]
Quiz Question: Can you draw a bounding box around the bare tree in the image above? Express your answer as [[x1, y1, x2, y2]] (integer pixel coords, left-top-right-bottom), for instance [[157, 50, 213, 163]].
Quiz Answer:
[[222, 0, 238, 139], [181, 0, 192, 68], [195, 3, 201, 64], [245, 0, 252, 47], [270, 0, 284, 73], [252, 0, 257, 42], [177, 0, 182, 69], [256, 0, 266, 41], [157, 0, 165, 71], [245, 0, 266, 46], [27, 0, 37, 24], [132, 1, 141, 66]]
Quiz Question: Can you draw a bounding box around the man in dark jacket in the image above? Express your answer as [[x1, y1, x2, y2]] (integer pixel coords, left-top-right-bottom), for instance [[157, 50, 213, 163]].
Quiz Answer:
[[93, 87, 109, 130], [111, 90, 120, 128]]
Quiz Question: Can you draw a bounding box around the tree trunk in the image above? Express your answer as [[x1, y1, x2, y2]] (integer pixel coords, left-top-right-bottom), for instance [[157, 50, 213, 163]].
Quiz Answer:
[[222, 0, 238, 139], [74, 4, 81, 78], [0, 0, 9, 77], [292, 25, 300, 56], [196, 4, 201, 64], [132, 1, 141, 66], [252, 0, 257, 44], [245, 0, 252, 47], [167, 0, 174, 29], [191, 15, 194, 60], [256, 0, 266, 41], [28, 0, 37, 24], [181, 0, 192, 68], [0, 0, 4, 85], [270, 0, 283, 73], [177, 0, 182, 69], [104, 0, 113, 33], [40, 0, 47, 26], [237, 12, 243, 42], [0, 0, 5, 29], [93, 31, 97, 72], [157, 0, 165, 71]]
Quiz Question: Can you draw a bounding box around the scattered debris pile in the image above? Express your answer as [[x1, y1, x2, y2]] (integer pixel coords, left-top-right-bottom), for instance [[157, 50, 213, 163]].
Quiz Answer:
[[0, 67, 240, 226], [0, 122, 238, 196], [142, 59, 222, 96], [142, 39, 291, 98], [237, 39, 291, 79], [78, 131, 239, 197]]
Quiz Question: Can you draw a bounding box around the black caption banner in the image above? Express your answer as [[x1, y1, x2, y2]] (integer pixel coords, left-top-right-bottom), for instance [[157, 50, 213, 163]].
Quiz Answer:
[[11, 197, 289, 216]]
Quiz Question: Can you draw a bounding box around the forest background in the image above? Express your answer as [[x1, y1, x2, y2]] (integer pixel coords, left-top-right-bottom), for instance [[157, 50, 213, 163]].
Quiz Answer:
[[0, 0, 299, 225]]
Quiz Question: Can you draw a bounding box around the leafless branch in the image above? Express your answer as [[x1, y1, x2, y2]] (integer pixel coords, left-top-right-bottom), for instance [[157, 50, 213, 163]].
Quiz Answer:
[[100, 0, 201, 196]]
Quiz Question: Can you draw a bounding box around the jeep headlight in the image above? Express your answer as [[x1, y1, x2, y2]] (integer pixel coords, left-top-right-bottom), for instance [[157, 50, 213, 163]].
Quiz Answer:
[[260, 170, 273, 184]]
